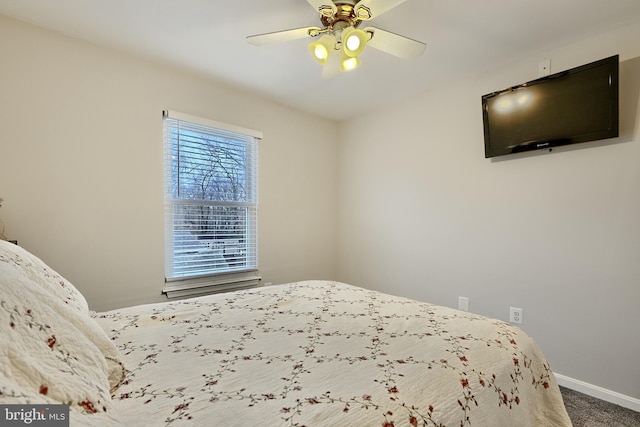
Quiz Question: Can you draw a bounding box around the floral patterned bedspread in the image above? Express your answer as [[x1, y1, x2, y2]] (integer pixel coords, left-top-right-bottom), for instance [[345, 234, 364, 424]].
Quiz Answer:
[[89, 281, 572, 427]]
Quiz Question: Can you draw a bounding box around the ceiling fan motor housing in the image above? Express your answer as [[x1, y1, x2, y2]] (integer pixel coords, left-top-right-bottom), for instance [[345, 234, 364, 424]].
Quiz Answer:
[[321, 2, 368, 31]]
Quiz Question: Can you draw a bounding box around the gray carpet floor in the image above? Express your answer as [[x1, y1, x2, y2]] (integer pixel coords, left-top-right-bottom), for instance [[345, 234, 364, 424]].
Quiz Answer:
[[560, 386, 640, 427]]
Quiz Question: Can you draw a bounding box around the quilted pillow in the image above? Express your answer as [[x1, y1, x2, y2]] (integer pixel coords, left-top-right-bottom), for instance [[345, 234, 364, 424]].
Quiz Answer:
[[0, 240, 88, 314], [0, 240, 124, 413]]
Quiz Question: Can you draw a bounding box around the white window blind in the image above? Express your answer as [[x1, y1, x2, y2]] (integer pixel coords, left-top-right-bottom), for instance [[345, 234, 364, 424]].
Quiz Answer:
[[163, 111, 260, 292]]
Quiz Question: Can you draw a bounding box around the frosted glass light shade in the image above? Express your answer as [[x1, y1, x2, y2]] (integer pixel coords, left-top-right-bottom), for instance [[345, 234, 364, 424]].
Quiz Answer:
[[342, 27, 367, 58], [309, 34, 336, 64]]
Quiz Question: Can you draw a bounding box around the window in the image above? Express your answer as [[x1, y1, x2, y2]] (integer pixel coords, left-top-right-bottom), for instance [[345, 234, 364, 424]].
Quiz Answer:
[[162, 111, 261, 297]]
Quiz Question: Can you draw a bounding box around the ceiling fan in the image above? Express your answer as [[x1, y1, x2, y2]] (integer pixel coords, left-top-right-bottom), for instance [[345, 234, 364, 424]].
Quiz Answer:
[[246, 0, 426, 79]]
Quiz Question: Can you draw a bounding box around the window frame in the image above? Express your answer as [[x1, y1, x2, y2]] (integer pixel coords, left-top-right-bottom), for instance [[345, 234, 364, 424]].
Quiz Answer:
[[162, 110, 261, 297]]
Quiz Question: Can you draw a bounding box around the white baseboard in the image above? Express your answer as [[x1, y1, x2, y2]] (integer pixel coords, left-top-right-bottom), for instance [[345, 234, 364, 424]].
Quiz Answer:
[[555, 373, 640, 413]]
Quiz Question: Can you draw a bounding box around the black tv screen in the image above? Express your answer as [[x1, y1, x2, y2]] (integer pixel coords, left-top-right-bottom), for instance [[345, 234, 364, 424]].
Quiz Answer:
[[482, 55, 619, 158]]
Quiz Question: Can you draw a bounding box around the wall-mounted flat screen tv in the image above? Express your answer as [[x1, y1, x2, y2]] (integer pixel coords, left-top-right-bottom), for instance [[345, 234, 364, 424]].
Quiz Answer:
[[482, 55, 619, 158]]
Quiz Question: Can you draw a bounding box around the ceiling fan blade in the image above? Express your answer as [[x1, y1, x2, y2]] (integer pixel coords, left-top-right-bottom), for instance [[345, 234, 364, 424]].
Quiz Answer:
[[363, 27, 426, 59], [355, 0, 408, 19], [247, 27, 322, 46], [321, 53, 341, 79]]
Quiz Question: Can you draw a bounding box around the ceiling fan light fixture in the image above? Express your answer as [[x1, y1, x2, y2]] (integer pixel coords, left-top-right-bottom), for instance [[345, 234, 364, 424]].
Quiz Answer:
[[340, 55, 361, 72], [308, 34, 336, 64], [342, 27, 368, 58], [247, 0, 426, 78], [313, 45, 329, 62]]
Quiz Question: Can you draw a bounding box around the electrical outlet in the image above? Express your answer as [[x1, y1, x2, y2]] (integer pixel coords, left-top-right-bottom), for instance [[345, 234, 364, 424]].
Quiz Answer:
[[509, 306, 523, 324], [458, 296, 469, 312]]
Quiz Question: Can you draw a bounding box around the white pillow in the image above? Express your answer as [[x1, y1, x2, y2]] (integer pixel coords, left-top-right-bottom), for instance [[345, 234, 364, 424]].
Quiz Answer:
[[0, 241, 89, 314], [0, 240, 124, 414]]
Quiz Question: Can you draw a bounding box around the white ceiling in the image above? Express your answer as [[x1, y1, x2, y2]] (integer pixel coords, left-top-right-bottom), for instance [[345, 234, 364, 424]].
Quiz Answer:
[[1, 0, 640, 121]]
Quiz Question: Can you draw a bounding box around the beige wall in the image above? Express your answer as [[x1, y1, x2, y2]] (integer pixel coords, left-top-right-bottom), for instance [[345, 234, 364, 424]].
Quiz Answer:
[[337, 23, 640, 399], [0, 14, 339, 311]]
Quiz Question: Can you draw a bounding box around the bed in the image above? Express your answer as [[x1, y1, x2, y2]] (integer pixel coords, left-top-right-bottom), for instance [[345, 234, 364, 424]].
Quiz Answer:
[[0, 240, 573, 426]]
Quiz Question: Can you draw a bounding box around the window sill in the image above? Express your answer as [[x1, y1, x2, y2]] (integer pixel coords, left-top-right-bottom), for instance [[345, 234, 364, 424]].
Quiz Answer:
[[163, 272, 261, 299]]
